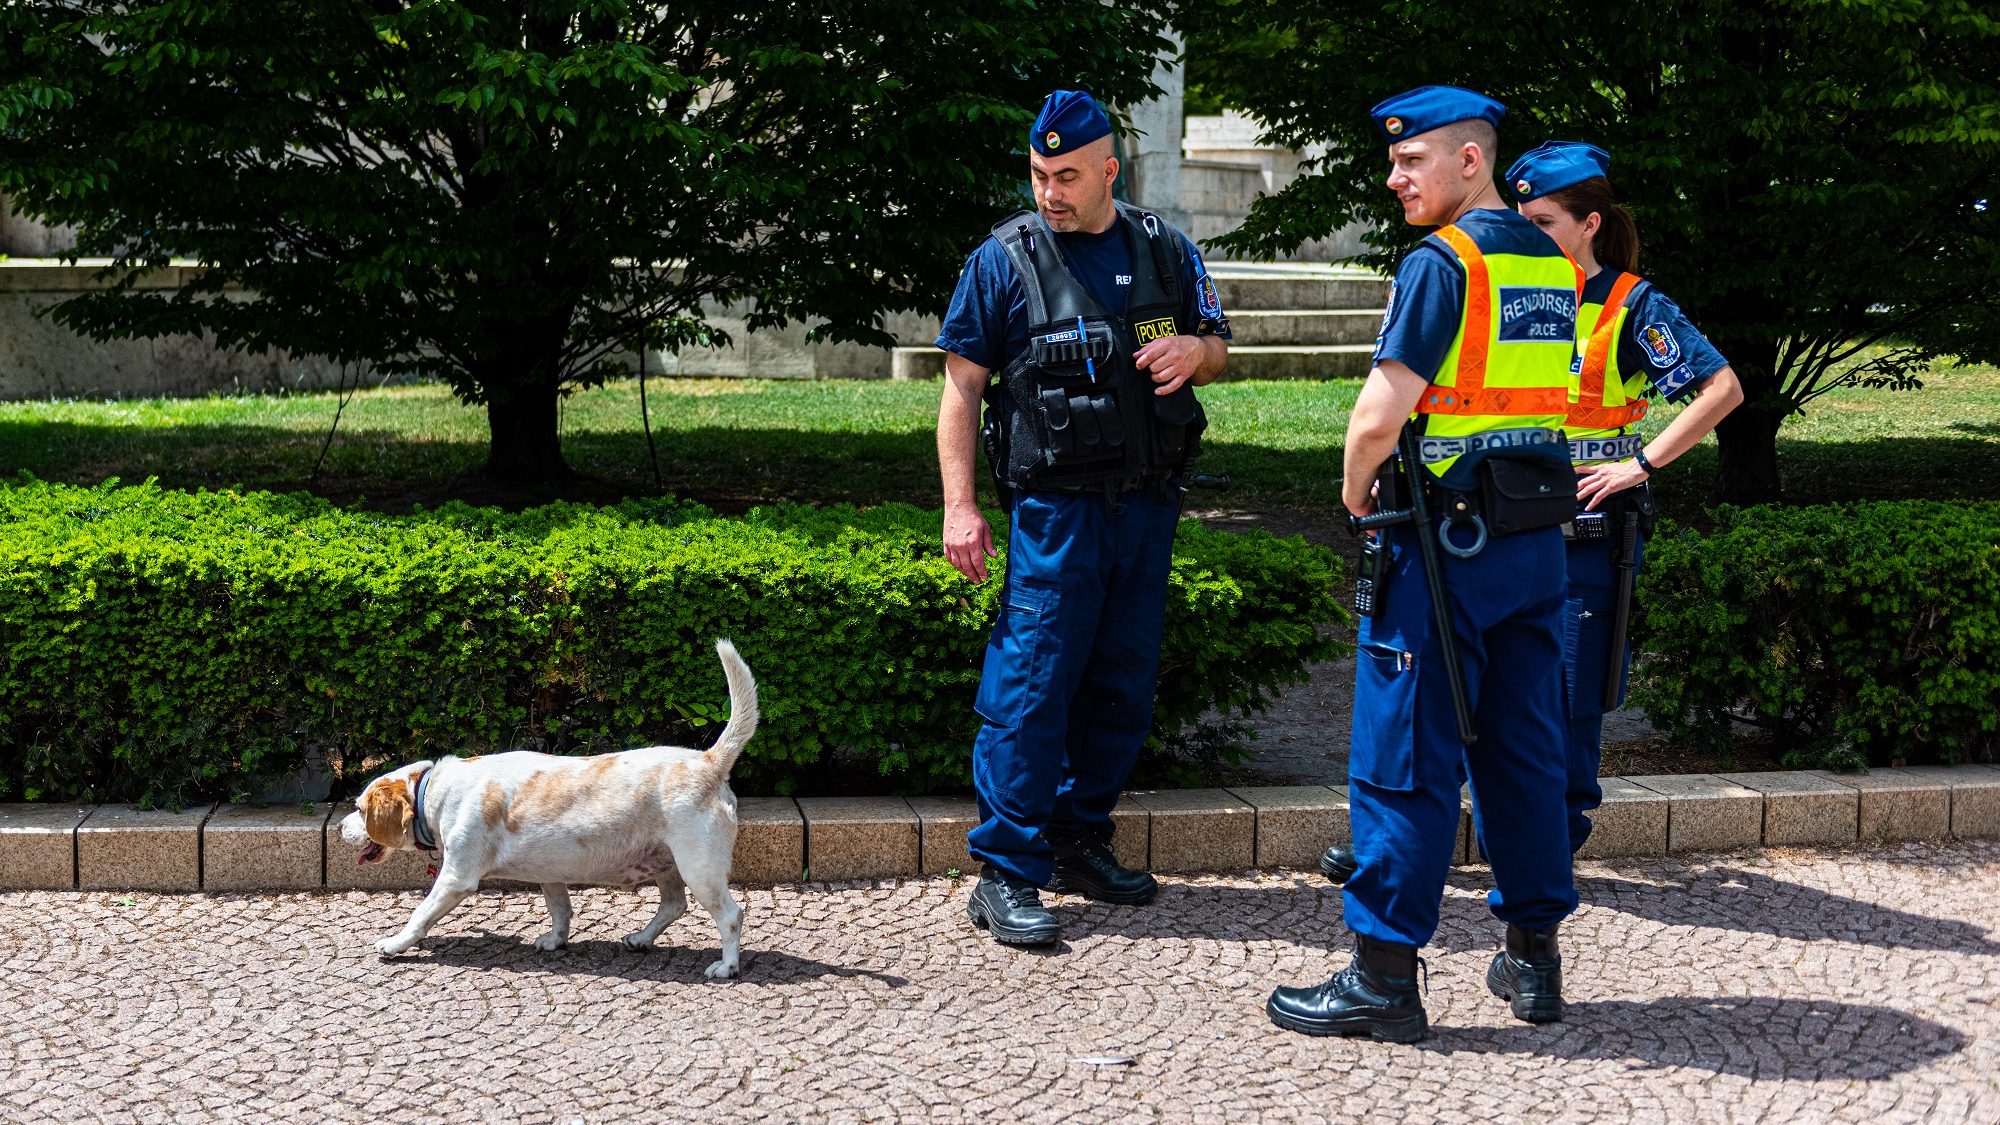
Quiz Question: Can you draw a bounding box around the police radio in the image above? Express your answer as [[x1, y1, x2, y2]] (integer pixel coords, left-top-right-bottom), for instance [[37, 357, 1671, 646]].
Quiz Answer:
[[1353, 535, 1388, 617]]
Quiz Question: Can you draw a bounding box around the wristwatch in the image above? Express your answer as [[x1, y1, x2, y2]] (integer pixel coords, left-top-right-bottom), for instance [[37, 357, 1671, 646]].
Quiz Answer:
[[1634, 448, 1657, 475]]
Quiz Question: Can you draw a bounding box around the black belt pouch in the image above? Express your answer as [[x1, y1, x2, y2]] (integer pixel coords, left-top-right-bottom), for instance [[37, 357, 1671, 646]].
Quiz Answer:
[[1478, 454, 1576, 537]]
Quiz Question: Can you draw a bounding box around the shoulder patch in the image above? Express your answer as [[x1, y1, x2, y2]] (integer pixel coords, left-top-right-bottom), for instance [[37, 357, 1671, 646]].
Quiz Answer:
[[1638, 322, 1682, 368], [1195, 274, 1223, 321]]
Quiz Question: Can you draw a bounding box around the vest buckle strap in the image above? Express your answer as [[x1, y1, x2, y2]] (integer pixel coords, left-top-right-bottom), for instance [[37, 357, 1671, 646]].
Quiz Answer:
[[1417, 427, 1564, 464], [1568, 434, 1644, 463]]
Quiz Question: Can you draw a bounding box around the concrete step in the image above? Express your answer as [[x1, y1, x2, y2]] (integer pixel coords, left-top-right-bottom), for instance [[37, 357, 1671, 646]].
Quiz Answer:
[[1207, 265, 1390, 311], [1212, 345, 1374, 381], [1225, 309, 1382, 347]]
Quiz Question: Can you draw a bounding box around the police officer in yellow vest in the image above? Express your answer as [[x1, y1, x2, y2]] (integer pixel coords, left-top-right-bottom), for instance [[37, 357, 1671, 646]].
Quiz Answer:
[[1267, 87, 1581, 1042], [1508, 141, 1742, 853]]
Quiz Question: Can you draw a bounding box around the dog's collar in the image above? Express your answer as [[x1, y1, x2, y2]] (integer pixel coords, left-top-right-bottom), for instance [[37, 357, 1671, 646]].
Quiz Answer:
[[410, 763, 439, 852]]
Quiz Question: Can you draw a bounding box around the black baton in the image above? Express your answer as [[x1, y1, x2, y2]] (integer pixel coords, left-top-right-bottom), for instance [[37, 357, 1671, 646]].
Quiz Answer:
[[1601, 504, 1640, 711], [1347, 425, 1478, 745]]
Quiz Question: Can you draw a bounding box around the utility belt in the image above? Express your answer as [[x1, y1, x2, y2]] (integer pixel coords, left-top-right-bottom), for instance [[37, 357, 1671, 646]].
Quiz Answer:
[[1394, 428, 1575, 559], [1567, 433, 1644, 464], [1562, 481, 1657, 542]]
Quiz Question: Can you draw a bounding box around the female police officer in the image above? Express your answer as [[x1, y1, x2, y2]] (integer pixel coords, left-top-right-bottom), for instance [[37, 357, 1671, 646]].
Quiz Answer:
[[1507, 141, 1743, 853]]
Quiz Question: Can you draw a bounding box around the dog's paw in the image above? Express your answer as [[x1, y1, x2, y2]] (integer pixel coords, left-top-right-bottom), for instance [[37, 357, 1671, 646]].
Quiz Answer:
[[533, 931, 568, 952], [704, 958, 739, 980], [620, 932, 656, 951], [374, 937, 416, 957]]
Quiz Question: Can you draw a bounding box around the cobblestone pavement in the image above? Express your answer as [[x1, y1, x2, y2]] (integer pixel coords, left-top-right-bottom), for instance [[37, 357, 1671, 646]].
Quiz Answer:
[[3, 842, 1997, 1123]]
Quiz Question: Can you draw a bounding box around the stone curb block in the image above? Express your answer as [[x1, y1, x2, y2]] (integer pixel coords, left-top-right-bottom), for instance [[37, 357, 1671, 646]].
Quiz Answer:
[[1227, 786, 1347, 870], [323, 801, 433, 891], [1870, 765, 2000, 840], [797, 797, 919, 881], [906, 796, 978, 878], [78, 804, 217, 892], [1108, 805, 1150, 873], [1627, 775, 1762, 854], [1717, 771, 1859, 847], [1811, 769, 1951, 842], [1576, 778, 1671, 858], [0, 803, 94, 889], [5, 766, 1996, 892], [203, 804, 333, 892], [1125, 790, 1254, 874], [733, 797, 804, 885]]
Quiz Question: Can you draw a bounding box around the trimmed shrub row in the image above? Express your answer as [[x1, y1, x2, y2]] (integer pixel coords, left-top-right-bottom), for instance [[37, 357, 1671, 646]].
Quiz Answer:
[[0, 478, 1348, 804], [1633, 500, 2000, 770]]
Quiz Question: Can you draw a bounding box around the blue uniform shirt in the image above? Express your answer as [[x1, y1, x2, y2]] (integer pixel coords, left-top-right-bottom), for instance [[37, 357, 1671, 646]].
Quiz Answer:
[[936, 220, 1230, 371], [1579, 270, 1729, 402]]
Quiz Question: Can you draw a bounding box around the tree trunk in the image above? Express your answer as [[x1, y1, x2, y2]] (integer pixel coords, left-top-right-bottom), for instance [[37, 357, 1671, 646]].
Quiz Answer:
[[483, 380, 571, 485], [1712, 400, 1784, 506], [1702, 331, 1785, 507]]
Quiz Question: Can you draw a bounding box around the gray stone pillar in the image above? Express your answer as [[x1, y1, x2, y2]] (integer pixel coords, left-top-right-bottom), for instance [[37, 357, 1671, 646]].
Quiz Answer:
[[1120, 31, 1187, 228]]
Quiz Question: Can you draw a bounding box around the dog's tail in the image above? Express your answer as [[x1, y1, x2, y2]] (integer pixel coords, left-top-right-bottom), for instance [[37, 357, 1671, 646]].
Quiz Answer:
[[701, 638, 759, 780]]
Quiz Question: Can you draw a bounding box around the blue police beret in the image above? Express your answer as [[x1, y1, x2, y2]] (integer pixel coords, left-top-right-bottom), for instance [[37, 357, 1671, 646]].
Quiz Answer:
[[1032, 89, 1112, 157], [1505, 140, 1611, 202], [1369, 86, 1505, 143]]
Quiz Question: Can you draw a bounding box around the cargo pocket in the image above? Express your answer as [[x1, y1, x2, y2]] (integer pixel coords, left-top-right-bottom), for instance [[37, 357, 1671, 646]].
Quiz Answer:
[[1349, 641, 1419, 792], [974, 579, 1057, 729]]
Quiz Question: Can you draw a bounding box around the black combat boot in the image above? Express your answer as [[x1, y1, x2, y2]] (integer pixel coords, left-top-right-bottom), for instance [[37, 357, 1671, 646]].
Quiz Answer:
[[1266, 934, 1428, 1042], [1318, 843, 1358, 885], [1047, 826, 1158, 905], [966, 867, 1062, 946], [1486, 923, 1564, 1023]]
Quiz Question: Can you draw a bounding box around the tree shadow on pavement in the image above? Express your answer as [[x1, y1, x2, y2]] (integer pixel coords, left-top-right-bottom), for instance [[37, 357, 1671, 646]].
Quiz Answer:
[[412, 935, 909, 987], [1578, 866, 2000, 956], [1420, 995, 1967, 1080]]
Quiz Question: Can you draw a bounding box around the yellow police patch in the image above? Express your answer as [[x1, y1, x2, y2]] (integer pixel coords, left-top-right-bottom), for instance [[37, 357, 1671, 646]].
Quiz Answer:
[[1046, 130, 1061, 151], [1385, 116, 1404, 136], [1134, 317, 1176, 344]]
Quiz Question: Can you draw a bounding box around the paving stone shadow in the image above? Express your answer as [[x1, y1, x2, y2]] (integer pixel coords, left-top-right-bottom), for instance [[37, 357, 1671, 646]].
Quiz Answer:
[[1065, 880, 1351, 954], [407, 936, 909, 987], [1581, 867, 2000, 956], [1420, 995, 1967, 1080]]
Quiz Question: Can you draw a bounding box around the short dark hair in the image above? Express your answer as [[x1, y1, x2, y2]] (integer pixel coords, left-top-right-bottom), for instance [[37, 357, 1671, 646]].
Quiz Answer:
[[1438, 119, 1498, 168]]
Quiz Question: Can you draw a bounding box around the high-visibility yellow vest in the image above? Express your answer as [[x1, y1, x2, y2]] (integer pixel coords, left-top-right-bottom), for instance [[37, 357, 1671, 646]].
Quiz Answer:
[[1566, 270, 1651, 441], [1413, 213, 1583, 477]]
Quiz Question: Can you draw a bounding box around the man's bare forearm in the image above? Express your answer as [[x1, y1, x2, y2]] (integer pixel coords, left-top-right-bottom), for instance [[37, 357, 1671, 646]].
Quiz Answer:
[[1192, 335, 1229, 386], [938, 353, 990, 510]]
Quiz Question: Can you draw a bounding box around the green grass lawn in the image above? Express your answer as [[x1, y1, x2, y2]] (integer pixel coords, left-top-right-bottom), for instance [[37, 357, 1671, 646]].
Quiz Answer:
[[2, 365, 1995, 518]]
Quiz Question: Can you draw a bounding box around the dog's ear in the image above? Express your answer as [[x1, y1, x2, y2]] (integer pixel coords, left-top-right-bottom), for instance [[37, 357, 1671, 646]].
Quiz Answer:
[[361, 777, 417, 849]]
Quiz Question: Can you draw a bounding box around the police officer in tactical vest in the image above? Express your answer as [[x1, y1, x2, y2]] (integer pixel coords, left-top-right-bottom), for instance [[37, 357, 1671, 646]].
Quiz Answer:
[[935, 89, 1232, 946], [1266, 87, 1579, 1040]]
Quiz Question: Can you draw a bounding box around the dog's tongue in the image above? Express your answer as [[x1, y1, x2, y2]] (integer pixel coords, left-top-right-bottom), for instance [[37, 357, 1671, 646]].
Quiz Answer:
[[357, 842, 385, 866]]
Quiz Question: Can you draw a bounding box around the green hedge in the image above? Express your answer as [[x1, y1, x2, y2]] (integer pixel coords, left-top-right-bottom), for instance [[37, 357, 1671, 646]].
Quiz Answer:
[[0, 478, 1347, 804], [1632, 501, 2000, 770]]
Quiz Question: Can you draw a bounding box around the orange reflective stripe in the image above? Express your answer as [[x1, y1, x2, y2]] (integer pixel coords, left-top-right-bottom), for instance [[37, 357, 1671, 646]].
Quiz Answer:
[[1565, 399, 1650, 428], [1432, 225, 1489, 395], [1416, 385, 1573, 416], [1576, 272, 1640, 416]]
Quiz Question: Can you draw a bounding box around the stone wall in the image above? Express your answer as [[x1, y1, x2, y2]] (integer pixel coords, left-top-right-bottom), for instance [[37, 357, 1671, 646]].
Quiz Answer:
[[0, 263, 345, 400]]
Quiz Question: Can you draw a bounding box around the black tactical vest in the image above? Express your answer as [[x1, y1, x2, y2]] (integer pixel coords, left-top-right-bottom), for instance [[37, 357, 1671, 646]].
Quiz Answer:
[[981, 202, 1207, 496]]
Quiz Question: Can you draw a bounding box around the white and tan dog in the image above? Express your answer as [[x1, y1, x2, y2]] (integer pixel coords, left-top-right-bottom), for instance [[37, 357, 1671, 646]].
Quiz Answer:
[[338, 639, 757, 978]]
